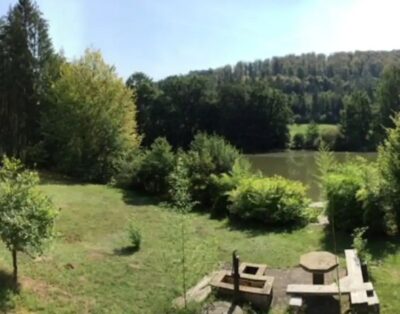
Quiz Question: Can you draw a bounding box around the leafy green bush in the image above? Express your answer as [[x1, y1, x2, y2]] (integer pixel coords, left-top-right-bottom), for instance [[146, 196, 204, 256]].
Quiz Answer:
[[113, 150, 145, 188], [291, 132, 305, 149], [183, 133, 241, 207], [227, 176, 311, 226], [135, 137, 175, 195], [320, 127, 340, 149], [378, 114, 400, 233], [210, 158, 257, 216], [128, 223, 141, 251], [304, 123, 320, 149], [324, 159, 386, 233], [352, 227, 371, 263]]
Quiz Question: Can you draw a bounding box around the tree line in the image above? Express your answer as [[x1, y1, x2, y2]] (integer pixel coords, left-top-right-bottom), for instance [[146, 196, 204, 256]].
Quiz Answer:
[[2, 0, 400, 179], [0, 0, 140, 182], [129, 52, 400, 152], [127, 73, 290, 152]]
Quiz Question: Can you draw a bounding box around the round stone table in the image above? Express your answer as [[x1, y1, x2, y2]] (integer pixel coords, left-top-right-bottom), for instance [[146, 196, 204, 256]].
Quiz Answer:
[[299, 251, 338, 285]]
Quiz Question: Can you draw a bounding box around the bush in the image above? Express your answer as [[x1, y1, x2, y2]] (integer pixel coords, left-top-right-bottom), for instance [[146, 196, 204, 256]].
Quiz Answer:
[[128, 223, 141, 251], [183, 133, 241, 207], [304, 123, 320, 149], [320, 127, 340, 150], [227, 176, 311, 226], [352, 227, 371, 263], [113, 150, 144, 188], [210, 158, 257, 216], [378, 114, 400, 233], [324, 159, 387, 234], [135, 137, 175, 195], [291, 132, 305, 149]]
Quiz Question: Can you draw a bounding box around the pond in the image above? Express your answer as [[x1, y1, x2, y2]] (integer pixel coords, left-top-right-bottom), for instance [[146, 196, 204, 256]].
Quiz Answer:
[[246, 151, 377, 201]]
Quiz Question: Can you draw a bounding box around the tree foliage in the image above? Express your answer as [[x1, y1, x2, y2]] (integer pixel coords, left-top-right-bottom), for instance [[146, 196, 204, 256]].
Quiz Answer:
[[340, 91, 372, 150], [0, 0, 54, 158], [378, 114, 400, 232], [0, 156, 58, 284], [42, 50, 140, 182], [135, 137, 175, 195], [182, 133, 241, 207], [127, 74, 291, 153], [227, 176, 311, 226]]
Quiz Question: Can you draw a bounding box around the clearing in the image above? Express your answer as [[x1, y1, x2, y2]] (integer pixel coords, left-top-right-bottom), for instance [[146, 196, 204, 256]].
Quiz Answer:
[[0, 176, 398, 313]]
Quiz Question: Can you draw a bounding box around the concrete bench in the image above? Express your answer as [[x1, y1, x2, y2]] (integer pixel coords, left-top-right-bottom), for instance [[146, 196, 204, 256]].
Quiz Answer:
[[289, 296, 303, 313], [287, 283, 339, 295], [287, 250, 380, 312]]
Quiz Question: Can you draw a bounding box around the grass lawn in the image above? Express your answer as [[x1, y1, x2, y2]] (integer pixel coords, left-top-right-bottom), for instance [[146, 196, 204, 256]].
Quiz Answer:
[[289, 124, 339, 138], [0, 177, 398, 313]]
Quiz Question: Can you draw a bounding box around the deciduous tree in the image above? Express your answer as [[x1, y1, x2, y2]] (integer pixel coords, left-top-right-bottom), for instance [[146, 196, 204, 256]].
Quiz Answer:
[[0, 156, 57, 285]]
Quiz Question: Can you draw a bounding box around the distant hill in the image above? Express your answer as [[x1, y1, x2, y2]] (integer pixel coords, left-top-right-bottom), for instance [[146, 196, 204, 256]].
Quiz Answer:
[[186, 50, 400, 123]]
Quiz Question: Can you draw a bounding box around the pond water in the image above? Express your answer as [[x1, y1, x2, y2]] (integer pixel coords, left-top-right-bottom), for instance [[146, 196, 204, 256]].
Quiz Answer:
[[246, 151, 377, 201]]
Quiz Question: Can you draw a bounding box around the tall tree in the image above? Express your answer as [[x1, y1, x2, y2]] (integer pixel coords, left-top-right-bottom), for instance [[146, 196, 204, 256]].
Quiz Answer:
[[0, 0, 53, 158], [42, 50, 141, 182], [126, 72, 162, 146], [376, 64, 400, 136], [340, 91, 372, 150], [378, 114, 400, 231]]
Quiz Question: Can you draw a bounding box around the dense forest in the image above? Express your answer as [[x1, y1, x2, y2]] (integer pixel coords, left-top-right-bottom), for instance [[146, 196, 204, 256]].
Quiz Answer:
[[129, 51, 400, 152], [2, 0, 400, 168]]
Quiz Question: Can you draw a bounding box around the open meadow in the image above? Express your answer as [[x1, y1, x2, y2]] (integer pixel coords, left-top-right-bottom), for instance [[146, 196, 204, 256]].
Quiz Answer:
[[0, 177, 398, 313]]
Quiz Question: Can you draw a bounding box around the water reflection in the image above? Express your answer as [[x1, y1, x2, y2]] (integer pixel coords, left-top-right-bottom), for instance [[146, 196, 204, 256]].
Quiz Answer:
[[246, 151, 377, 201]]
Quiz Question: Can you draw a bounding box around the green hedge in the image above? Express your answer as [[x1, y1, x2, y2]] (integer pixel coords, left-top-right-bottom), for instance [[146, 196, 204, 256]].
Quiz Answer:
[[227, 176, 311, 226], [182, 133, 241, 207], [324, 159, 387, 234]]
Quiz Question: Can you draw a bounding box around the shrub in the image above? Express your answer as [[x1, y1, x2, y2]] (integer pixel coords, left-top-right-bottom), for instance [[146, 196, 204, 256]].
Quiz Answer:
[[304, 123, 320, 149], [320, 127, 340, 150], [113, 150, 145, 188], [291, 132, 305, 149], [378, 114, 400, 233], [183, 133, 241, 207], [128, 223, 141, 251], [324, 159, 386, 233], [227, 176, 311, 226], [210, 158, 257, 216], [135, 137, 175, 195], [352, 227, 371, 263]]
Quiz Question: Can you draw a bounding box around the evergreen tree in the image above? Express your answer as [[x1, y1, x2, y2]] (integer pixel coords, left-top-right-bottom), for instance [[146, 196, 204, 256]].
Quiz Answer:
[[376, 65, 400, 135], [340, 91, 372, 150], [0, 0, 53, 158]]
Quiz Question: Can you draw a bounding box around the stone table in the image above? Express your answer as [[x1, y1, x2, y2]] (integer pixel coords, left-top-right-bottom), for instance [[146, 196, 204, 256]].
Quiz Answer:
[[300, 251, 338, 285]]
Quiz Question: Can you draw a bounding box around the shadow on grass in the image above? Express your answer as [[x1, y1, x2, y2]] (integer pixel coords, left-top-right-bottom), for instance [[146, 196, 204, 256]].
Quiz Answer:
[[320, 224, 400, 260], [113, 246, 139, 256], [0, 270, 19, 312], [319, 225, 352, 255], [39, 170, 90, 186], [121, 189, 161, 207], [222, 215, 307, 238], [368, 235, 400, 261]]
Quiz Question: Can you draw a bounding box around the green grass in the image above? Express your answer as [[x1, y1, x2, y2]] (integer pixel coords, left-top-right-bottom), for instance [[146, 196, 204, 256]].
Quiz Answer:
[[0, 178, 398, 313], [289, 123, 339, 138]]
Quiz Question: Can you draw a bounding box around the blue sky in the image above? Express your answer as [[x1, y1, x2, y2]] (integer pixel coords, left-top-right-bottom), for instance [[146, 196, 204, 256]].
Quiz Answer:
[[1, 0, 400, 80]]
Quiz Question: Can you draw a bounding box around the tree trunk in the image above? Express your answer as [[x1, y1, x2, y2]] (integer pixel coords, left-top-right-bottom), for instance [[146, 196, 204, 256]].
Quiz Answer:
[[12, 249, 18, 286]]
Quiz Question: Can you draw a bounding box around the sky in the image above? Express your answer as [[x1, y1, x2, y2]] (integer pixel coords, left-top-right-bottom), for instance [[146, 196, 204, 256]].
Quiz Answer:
[[1, 0, 400, 80]]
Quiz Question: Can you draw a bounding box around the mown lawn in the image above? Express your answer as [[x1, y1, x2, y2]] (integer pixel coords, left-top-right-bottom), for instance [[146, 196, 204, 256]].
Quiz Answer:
[[0, 178, 398, 313], [289, 124, 339, 138]]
